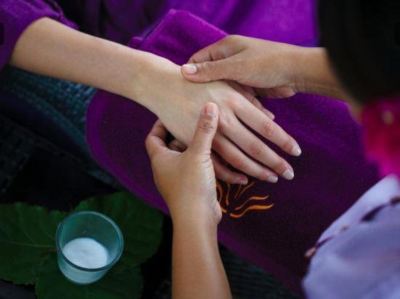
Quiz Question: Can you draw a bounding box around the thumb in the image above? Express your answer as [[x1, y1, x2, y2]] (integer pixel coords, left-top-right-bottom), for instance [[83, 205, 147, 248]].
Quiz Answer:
[[181, 59, 235, 83], [188, 102, 219, 155]]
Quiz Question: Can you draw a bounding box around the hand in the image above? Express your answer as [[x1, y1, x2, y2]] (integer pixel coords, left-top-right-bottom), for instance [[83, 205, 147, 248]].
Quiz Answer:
[[146, 103, 222, 225], [139, 57, 301, 184], [149, 105, 232, 299], [180, 35, 306, 98], [180, 35, 349, 100]]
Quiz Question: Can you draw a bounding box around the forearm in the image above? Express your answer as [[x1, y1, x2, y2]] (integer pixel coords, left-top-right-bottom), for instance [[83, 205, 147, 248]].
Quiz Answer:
[[9, 17, 172, 113], [292, 47, 351, 101], [172, 216, 231, 299]]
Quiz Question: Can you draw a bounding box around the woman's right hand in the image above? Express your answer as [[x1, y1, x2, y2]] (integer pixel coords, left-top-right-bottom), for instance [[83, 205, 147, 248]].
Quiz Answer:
[[180, 35, 302, 98], [135, 55, 302, 184], [179, 35, 349, 101]]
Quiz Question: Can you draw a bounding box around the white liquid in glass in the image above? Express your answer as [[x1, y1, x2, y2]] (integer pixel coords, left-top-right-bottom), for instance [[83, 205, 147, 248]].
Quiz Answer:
[[62, 237, 109, 269]]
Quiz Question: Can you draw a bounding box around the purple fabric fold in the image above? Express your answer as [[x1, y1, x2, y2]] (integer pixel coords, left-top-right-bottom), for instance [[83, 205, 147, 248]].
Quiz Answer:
[[86, 9, 379, 291]]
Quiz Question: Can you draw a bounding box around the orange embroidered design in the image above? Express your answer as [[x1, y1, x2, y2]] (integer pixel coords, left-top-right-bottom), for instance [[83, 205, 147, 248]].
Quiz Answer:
[[216, 180, 273, 219]]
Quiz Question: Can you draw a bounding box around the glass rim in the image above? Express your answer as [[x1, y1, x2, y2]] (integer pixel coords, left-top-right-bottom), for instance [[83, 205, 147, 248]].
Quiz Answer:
[[56, 211, 124, 272]]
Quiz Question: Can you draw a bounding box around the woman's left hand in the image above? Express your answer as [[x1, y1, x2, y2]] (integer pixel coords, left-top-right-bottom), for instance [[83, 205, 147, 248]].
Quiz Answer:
[[139, 59, 300, 184], [145, 102, 222, 226]]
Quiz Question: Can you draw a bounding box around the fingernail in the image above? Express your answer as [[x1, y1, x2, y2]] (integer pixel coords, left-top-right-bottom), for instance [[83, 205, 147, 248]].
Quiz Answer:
[[291, 144, 302, 157], [267, 175, 278, 183], [282, 169, 295, 180], [182, 64, 198, 74], [204, 103, 217, 117]]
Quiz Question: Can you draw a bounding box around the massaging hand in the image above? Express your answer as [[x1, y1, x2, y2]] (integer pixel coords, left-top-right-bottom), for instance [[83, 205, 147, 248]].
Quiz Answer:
[[144, 59, 301, 184], [181, 35, 305, 98], [180, 35, 349, 101], [146, 103, 222, 225], [147, 104, 232, 299]]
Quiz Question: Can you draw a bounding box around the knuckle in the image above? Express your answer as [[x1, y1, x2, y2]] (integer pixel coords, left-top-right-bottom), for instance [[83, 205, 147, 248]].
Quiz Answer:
[[272, 159, 287, 174], [282, 137, 295, 153], [256, 172, 269, 181], [219, 114, 234, 131], [228, 97, 242, 110], [263, 121, 275, 138], [231, 157, 247, 171], [248, 142, 263, 158], [199, 118, 215, 133]]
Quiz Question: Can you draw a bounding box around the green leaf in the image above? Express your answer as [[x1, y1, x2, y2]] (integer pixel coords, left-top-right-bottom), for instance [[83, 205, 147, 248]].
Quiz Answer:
[[0, 203, 66, 284], [0, 192, 163, 299], [74, 192, 163, 266], [36, 254, 142, 299]]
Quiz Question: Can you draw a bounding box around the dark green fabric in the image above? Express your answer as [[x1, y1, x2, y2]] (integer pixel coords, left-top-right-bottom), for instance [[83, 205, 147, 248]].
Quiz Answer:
[[220, 247, 299, 299], [0, 67, 116, 191], [0, 115, 34, 194], [0, 66, 94, 152]]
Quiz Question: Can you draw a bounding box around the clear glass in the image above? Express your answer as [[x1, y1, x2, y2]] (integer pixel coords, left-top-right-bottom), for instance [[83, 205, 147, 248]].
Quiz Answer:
[[56, 211, 124, 284]]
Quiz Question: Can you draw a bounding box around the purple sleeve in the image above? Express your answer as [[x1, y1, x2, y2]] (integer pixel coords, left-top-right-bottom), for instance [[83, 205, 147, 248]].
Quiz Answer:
[[0, 0, 77, 70]]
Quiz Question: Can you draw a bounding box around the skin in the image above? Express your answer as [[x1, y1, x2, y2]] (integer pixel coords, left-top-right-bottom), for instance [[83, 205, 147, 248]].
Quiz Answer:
[[146, 103, 231, 299], [10, 18, 303, 184], [181, 35, 351, 102], [146, 36, 360, 298]]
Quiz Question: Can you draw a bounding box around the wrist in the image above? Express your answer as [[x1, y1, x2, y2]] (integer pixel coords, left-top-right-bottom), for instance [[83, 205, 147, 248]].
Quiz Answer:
[[291, 47, 349, 99], [169, 200, 220, 230], [290, 47, 324, 93], [172, 212, 219, 235], [126, 51, 180, 114]]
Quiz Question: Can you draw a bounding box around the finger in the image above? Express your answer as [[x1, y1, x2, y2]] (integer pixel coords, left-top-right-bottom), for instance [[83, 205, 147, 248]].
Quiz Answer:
[[241, 85, 257, 97], [212, 153, 248, 185], [224, 119, 295, 180], [257, 86, 297, 99], [188, 35, 244, 64], [188, 102, 219, 155], [145, 120, 169, 159], [244, 95, 275, 120], [168, 139, 187, 152], [213, 135, 279, 183], [181, 58, 239, 83], [228, 82, 275, 120], [235, 101, 302, 157], [262, 108, 275, 120], [182, 36, 246, 82]]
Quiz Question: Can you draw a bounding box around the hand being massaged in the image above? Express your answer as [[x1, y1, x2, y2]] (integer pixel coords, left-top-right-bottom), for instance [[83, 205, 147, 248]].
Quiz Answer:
[[11, 19, 301, 185], [145, 60, 301, 185]]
